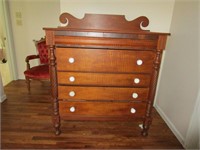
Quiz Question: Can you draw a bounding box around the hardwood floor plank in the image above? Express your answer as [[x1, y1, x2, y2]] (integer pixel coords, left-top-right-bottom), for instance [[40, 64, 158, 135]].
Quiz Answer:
[[1, 80, 184, 149]]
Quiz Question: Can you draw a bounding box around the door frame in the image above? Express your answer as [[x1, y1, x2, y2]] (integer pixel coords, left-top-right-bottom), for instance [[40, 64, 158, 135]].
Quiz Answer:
[[1, 0, 17, 80]]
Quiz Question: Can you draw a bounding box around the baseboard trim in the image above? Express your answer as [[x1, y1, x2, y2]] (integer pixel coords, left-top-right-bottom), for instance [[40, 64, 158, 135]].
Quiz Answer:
[[0, 94, 7, 103], [154, 104, 185, 148]]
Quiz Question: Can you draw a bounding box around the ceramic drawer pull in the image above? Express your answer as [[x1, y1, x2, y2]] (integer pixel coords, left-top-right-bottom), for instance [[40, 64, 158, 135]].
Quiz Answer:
[[130, 108, 136, 114], [68, 57, 75, 63], [69, 91, 75, 97], [69, 106, 75, 112], [69, 76, 75, 82], [134, 78, 140, 84], [137, 59, 143, 66], [132, 93, 138, 99]]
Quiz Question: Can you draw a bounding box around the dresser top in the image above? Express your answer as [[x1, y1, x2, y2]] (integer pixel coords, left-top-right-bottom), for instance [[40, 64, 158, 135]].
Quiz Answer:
[[44, 13, 170, 35]]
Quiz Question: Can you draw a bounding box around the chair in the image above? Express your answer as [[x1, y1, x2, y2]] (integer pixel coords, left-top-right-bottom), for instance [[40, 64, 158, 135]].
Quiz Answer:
[[24, 38, 49, 92]]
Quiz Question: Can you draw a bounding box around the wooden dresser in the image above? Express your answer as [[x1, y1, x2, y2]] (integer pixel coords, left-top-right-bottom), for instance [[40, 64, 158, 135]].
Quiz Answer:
[[44, 13, 170, 136]]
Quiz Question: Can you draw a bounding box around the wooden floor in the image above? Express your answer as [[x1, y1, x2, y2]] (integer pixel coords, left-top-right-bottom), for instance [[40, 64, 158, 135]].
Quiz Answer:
[[1, 80, 183, 149]]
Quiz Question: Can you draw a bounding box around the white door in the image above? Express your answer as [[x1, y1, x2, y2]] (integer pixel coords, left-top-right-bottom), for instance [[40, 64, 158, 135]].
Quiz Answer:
[[0, 0, 16, 86]]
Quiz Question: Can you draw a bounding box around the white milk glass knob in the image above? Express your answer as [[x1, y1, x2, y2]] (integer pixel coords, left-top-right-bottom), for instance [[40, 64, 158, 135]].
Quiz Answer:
[[132, 93, 138, 99], [69, 76, 75, 82], [70, 106, 75, 112], [137, 59, 143, 66], [130, 108, 136, 114], [134, 78, 140, 84], [69, 57, 75, 63], [69, 91, 75, 97]]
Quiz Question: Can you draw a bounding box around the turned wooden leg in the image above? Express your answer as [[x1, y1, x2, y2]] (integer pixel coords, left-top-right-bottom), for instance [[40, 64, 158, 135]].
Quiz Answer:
[[53, 115, 61, 135], [25, 77, 31, 93], [141, 118, 152, 136]]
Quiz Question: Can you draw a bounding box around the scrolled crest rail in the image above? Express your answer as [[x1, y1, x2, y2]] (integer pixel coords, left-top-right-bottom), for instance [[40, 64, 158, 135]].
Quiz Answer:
[[59, 12, 149, 32]]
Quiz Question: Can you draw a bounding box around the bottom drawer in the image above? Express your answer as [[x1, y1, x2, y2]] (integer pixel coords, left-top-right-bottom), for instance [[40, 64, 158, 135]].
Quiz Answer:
[[59, 101, 147, 119]]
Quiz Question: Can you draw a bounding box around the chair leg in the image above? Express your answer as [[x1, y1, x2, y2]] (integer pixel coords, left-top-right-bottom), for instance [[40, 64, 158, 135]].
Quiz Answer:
[[25, 77, 31, 93]]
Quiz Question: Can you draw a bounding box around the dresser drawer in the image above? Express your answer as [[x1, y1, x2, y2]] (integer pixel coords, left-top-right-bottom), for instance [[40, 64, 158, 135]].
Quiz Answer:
[[57, 72, 151, 87], [59, 101, 147, 118], [56, 48, 155, 73], [58, 86, 149, 101]]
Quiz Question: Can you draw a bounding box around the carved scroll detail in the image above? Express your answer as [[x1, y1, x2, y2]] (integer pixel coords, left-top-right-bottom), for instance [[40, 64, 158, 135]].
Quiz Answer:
[[59, 13, 149, 32], [134, 16, 149, 29], [60, 13, 77, 27]]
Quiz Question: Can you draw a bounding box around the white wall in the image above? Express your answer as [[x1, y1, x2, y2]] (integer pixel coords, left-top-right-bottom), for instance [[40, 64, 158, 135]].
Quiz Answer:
[[155, 0, 200, 148], [8, 0, 60, 79], [60, 0, 175, 32]]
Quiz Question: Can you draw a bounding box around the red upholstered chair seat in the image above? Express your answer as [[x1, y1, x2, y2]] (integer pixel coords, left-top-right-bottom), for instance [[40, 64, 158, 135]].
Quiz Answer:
[[24, 65, 49, 79], [24, 38, 49, 92]]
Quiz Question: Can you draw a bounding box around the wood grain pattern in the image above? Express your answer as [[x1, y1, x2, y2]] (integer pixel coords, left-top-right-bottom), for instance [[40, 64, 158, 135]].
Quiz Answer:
[[59, 13, 149, 32], [56, 48, 155, 73], [57, 72, 151, 87], [58, 86, 149, 101], [59, 101, 146, 117], [54, 31, 159, 39], [54, 36, 158, 50], [44, 13, 170, 136], [1, 80, 183, 149]]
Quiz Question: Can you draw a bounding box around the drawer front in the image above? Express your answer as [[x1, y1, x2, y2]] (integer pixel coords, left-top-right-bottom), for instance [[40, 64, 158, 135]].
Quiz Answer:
[[57, 72, 151, 87], [58, 86, 149, 101], [56, 48, 155, 73], [59, 101, 147, 117]]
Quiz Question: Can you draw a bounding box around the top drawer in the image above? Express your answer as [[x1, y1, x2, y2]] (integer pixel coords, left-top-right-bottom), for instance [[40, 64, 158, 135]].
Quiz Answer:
[[56, 48, 155, 73]]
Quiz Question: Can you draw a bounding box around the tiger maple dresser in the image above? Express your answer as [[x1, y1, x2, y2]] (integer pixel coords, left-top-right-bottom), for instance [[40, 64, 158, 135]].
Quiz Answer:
[[44, 13, 170, 136]]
